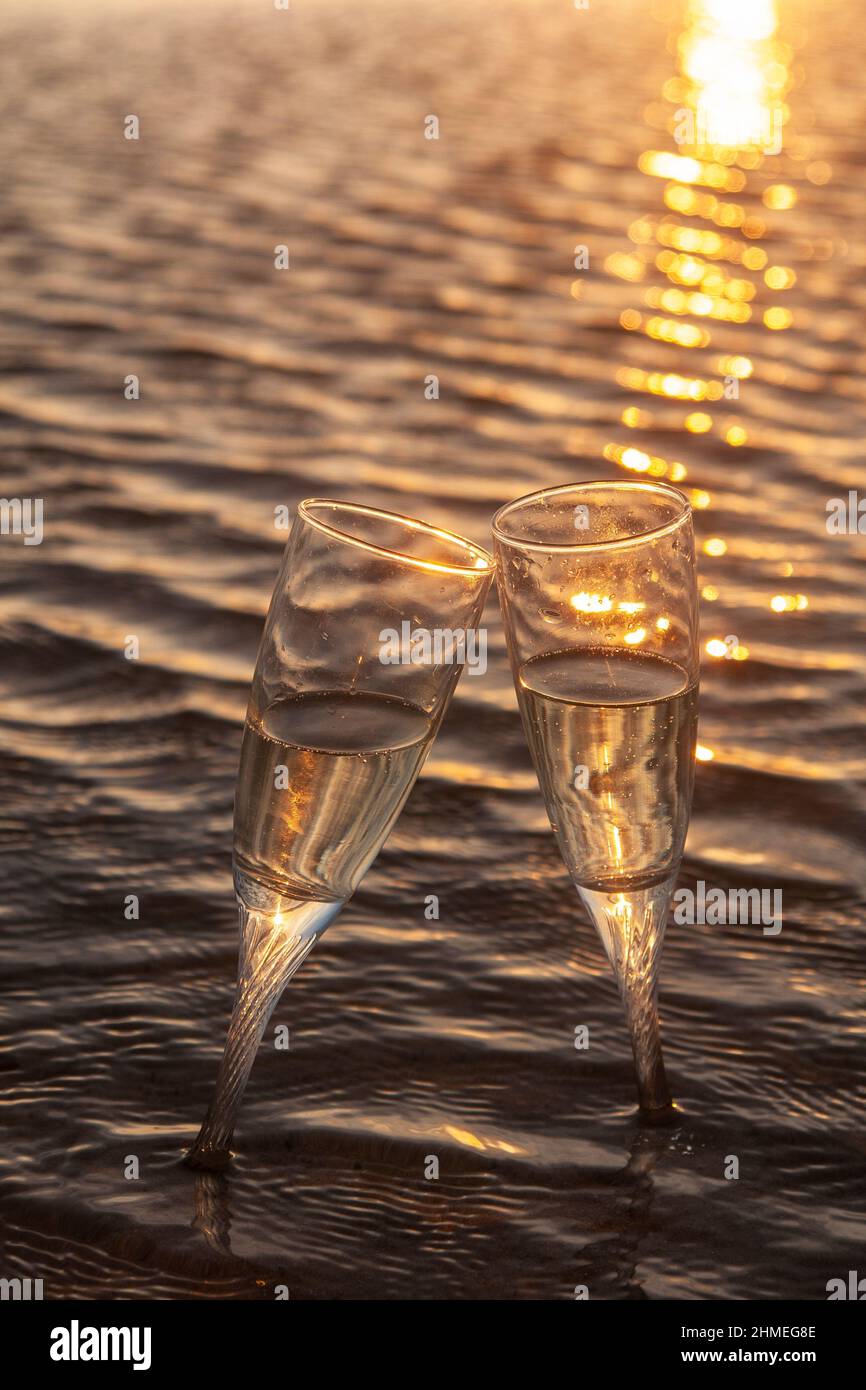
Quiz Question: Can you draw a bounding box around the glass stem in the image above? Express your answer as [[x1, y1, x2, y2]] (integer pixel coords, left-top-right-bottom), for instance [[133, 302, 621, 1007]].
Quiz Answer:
[[186, 896, 341, 1170], [621, 970, 671, 1114], [577, 876, 675, 1119]]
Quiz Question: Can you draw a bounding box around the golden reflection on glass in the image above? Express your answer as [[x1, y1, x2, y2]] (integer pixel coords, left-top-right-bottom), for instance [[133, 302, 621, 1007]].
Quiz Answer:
[[571, 592, 613, 613]]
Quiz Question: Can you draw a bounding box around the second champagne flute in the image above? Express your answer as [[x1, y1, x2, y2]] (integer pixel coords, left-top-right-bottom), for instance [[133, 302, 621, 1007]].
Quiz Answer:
[[187, 499, 493, 1168], [493, 481, 699, 1121]]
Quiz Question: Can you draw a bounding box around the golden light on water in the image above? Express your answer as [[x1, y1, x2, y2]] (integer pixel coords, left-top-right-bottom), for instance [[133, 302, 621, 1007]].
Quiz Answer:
[[677, 0, 787, 156], [806, 160, 832, 184], [621, 446, 651, 471], [639, 150, 747, 191], [605, 251, 645, 282], [706, 637, 750, 660], [764, 306, 793, 329], [645, 286, 752, 322], [628, 217, 655, 244], [763, 183, 797, 209], [765, 265, 796, 289], [742, 216, 767, 239], [598, 0, 813, 774], [663, 183, 746, 225], [685, 411, 713, 432], [616, 367, 724, 401], [444, 1126, 521, 1157], [644, 317, 709, 348], [603, 441, 687, 481], [655, 223, 724, 255], [717, 355, 753, 377]]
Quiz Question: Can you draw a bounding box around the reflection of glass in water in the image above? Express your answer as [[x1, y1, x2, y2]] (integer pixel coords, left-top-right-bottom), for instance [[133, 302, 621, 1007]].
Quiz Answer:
[[234, 691, 433, 903], [518, 648, 697, 893]]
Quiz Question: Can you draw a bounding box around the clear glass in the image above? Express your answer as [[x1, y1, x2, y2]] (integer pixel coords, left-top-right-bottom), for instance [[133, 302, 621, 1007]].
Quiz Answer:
[[187, 499, 493, 1168], [493, 481, 699, 1120]]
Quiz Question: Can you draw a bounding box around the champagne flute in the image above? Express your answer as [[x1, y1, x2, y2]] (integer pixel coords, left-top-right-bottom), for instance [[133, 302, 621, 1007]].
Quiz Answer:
[[493, 481, 698, 1120], [187, 499, 493, 1168]]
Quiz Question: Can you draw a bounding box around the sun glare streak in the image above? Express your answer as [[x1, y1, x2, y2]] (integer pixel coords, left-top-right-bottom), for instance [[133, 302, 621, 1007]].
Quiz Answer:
[[601, 0, 800, 594], [678, 0, 787, 156]]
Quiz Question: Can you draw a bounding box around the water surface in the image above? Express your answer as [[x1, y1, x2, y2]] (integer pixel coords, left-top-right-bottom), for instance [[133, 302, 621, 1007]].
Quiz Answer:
[[0, 0, 864, 1299]]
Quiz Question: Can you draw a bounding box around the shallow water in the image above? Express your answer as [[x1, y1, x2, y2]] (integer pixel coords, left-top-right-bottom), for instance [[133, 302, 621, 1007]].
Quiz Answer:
[[1, 0, 864, 1299]]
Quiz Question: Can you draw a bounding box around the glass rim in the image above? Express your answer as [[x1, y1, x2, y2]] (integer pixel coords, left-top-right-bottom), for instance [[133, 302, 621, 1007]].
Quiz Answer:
[[491, 479, 692, 553], [297, 498, 495, 576]]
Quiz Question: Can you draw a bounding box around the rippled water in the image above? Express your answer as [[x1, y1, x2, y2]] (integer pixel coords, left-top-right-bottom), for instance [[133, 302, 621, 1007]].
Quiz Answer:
[[1, 0, 864, 1299]]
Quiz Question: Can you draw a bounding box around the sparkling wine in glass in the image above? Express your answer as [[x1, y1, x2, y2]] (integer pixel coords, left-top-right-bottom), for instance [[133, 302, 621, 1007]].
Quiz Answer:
[[493, 481, 699, 1120], [187, 499, 493, 1168]]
